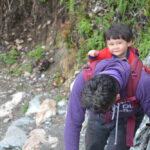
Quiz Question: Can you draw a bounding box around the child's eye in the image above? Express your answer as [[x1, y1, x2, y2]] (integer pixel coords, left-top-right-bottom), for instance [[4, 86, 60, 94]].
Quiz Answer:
[[117, 42, 122, 44], [108, 43, 113, 46]]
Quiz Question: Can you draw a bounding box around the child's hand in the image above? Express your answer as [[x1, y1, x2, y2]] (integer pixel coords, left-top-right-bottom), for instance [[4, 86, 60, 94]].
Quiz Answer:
[[88, 50, 99, 57]]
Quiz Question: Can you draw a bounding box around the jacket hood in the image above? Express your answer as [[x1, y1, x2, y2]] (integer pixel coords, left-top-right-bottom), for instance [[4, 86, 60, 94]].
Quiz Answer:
[[94, 58, 130, 89]]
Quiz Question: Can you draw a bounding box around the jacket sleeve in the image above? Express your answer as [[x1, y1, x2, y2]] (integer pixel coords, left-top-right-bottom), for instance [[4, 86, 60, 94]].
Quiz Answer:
[[64, 71, 85, 150], [136, 71, 150, 118], [88, 47, 112, 63]]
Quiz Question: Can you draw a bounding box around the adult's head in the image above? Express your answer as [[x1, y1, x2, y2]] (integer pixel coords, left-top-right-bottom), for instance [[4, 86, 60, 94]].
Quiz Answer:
[[81, 74, 120, 113]]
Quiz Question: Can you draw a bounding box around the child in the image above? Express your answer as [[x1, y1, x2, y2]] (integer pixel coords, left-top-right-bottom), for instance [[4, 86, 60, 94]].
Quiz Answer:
[[88, 23, 150, 73]]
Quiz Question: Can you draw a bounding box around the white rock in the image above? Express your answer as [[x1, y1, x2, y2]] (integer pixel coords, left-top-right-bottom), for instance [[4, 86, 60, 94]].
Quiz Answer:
[[15, 39, 24, 44], [3, 118, 10, 123], [36, 99, 56, 126], [0, 92, 25, 118], [27, 38, 32, 42], [57, 99, 66, 107], [24, 71, 31, 77], [47, 20, 51, 25], [16, 45, 23, 51], [22, 129, 48, 150], [48, 135, 58, 148], [25, 94, 43, 116]]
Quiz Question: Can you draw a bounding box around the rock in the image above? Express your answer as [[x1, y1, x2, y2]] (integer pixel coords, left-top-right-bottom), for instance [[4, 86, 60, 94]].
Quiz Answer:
[[48, 135, 58, 148], [57, 99, 67, 107], [57, 108, 66, 115], [4, 41, 9, 45], [47, 20, 51, 25], [49, 57, 54, 63], [12, 116, 35, 127], [3, 118, 11, 123], [24, 28, 27, 32], [0, 126, 27, 148], [0, 92, 25, 118], [27, 37, 32, 42], [15, 39, 24, 44], [143, 52, 150, 69], [49, 49, 55, 55], [24, 71, 31, 77], [130, 115, 150, 150], [26, 94, 43, 116], [16, 45, 23, 50], [42, 23, 47, 28], [7, 45, 12, 50], [41, 45, 46, 49], [22, 129, 50, 150], [36, 99, 56, 126], [92, 6, 103, 13]]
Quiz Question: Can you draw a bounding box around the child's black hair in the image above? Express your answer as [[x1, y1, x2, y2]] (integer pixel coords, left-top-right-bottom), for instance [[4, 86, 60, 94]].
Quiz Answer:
[[81, 74, 120, 113], [104, 23, 133, 42]]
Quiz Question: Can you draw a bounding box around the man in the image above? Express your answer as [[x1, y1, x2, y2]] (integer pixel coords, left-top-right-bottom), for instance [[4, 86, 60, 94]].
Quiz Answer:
[[64, 58, 150, 150]]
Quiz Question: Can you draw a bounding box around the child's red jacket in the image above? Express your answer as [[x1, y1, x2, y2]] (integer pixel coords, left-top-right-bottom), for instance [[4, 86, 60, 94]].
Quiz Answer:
[[88, 47, 150, 74]]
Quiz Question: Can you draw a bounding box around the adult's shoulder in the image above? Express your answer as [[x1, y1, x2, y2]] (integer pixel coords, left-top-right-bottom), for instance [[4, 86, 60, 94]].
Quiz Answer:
[[137, 70, 150, 117], [137, 70, 150, 94], [139, 70, 150, 85]]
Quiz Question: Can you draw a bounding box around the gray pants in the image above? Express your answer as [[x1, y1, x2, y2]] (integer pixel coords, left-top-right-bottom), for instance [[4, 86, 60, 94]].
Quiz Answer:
[[85, 114, 144, 150]]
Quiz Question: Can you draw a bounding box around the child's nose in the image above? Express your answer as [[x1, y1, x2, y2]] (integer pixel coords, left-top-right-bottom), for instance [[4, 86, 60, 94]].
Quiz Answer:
[[114, 43, 119, 48]]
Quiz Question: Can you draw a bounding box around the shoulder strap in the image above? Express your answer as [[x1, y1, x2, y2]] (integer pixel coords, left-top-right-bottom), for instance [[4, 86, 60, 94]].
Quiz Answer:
[[129, 46, 150, 74], [126, 53, 143, 106], [129, 46, 139, 56], [83, 60, 100, 82]]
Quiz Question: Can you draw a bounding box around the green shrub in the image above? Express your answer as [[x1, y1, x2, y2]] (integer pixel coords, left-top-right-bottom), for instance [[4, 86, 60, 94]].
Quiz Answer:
[[137, 28, 150, 60], [0, 48, 19, 66], [23, 103, 29, 114], [39, 0, 46, 3], [28, 45, 44, 59]]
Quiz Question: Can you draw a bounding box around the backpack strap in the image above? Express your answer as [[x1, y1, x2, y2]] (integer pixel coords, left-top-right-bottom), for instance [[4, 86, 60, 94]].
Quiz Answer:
[[125, 52, 143, 146], [126, 115, 136, 146], [126, 54, 143, 107], [129, 46, 139, 56], [83, 60, 100, 82], [129, 46, 150, 74]]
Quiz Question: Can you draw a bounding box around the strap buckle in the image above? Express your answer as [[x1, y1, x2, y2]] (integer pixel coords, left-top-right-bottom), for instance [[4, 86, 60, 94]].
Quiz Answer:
[[130, 70, 137, 77]]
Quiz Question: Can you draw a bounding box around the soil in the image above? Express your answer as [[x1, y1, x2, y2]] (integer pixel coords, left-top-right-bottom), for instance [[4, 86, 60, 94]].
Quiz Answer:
[[0, 0, 67, 51]]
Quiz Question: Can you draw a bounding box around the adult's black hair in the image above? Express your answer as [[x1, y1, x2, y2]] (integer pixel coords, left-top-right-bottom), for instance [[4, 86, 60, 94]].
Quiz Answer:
[[103, 23, 133, 42], [81, 74, 120, 114]]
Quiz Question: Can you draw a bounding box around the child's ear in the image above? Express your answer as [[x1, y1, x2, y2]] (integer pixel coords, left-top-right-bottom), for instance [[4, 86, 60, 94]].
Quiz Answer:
[[128, 40, 132, 47]]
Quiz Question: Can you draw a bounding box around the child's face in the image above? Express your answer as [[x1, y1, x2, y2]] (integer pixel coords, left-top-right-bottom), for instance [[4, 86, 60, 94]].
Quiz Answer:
[[106, 38, 132, 58]]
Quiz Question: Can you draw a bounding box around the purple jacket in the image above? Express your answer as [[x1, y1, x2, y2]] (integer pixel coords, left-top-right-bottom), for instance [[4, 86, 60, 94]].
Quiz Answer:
[[64, 59, 150, 150]]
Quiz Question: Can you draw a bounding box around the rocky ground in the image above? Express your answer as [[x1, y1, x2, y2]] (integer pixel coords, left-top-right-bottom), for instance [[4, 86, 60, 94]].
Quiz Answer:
[[0, 44, 86, 150], [0, 65, 66, 150]]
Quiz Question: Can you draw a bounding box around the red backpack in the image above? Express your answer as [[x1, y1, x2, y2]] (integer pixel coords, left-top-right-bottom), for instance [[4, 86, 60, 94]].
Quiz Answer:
[[83, 47, 143, 147]]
